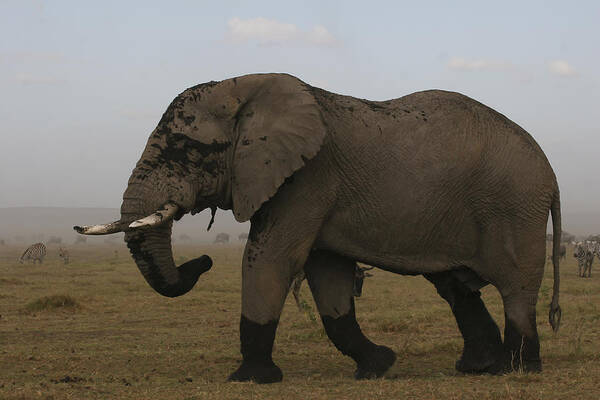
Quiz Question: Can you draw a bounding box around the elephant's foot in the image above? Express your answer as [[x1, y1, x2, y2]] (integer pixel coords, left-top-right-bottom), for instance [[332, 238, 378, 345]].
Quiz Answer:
[[503, 351, 542, 374], [501, 315, 542, 374], [458, 355, 542, 375], [455, 342, 505, 375], [227, 360, 283, 384], [455, 353, 503, 375], [231, 316, 282, 383], [354, 345, 396, 380]]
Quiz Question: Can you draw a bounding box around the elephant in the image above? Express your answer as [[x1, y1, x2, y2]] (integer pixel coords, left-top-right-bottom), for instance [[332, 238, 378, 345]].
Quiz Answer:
[[214, 232, 230, 244], [74, 73, 562, 383]]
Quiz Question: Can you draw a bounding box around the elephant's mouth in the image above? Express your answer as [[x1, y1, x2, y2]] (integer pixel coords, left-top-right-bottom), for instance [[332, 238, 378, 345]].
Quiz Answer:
[[74, 202, 213, 298]]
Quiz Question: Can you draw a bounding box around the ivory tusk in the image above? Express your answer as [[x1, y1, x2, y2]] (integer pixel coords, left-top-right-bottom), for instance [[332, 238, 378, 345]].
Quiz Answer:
[[73, 221, 123, 235], [128, 203, 179, 229]]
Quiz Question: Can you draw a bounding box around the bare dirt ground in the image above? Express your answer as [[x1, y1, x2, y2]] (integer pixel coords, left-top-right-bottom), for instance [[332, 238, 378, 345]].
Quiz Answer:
[[1, 243, 599, 399]]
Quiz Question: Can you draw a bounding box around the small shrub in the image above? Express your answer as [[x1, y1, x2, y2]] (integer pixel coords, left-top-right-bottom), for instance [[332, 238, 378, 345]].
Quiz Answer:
[[23, 294, 81, 314]]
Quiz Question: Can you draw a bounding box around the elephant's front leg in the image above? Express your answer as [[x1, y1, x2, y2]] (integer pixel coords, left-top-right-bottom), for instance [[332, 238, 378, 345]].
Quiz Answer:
[[227, 246, 295, 383], [304, 250, 396, 379], [227, 203, 322, 384]]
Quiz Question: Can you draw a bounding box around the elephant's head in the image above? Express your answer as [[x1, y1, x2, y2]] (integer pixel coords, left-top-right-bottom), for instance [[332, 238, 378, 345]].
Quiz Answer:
[[74, 73, 327, 297]]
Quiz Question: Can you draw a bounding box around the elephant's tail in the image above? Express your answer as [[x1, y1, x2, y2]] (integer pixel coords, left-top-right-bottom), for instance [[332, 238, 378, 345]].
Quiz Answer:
[[549, 189, 562, 333]]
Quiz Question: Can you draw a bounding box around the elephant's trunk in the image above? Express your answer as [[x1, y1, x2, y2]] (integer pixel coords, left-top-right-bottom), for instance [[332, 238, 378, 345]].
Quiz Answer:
[[121, 192, 212, 298], [124, 222, 212, 297]]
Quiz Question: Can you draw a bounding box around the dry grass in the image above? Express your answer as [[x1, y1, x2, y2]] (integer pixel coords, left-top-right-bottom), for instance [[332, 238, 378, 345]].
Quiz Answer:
[[1, 243, 599, 399], [22, 295, 81, 315]]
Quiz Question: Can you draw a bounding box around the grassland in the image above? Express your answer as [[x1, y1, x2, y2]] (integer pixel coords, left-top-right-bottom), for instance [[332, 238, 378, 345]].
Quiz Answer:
[[1, 243, 599, 399]]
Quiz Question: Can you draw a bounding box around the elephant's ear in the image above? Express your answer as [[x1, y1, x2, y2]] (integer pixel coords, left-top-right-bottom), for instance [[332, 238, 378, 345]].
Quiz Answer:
[[231, 75, 327, 222]]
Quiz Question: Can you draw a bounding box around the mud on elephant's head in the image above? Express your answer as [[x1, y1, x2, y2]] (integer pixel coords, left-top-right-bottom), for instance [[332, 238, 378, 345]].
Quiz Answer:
[[74, 73, 327, 297]]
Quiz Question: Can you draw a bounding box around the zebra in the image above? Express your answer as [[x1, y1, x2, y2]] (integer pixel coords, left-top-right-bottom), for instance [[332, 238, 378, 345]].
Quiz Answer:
[[574, 242, 585, 277], [19, 243, 47, 264], [574, 242, 595, 278], [588, 241, 600, 278], [585, 241, 597, 278], [58, 247, 70, 264]]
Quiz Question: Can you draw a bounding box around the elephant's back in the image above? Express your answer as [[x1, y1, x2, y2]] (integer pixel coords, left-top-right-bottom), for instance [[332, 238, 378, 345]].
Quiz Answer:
[[317, 87, 548, 159], [393, 89, 547, 157], [319, 87, 556, 186], [316, 87, 557, 225]]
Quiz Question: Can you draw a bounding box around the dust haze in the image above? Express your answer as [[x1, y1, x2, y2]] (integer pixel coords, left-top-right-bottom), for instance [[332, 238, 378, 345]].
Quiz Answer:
[[1, 2, 599, 244]]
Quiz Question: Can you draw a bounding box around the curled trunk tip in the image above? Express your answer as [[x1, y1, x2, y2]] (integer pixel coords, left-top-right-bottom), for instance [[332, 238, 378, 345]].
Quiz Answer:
[[124, 224, 212, 297]]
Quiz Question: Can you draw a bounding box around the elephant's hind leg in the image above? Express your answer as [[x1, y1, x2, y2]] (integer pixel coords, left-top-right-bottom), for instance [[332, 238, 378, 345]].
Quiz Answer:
[[304, 250, 396, 379], [502, 290, 542, 372], [494, 243, 545, 372], [424, 271, 504, 374]]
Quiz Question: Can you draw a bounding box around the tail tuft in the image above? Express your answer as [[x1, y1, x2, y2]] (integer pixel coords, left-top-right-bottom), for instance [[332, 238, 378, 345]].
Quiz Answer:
[[549, 303, 561, 332]]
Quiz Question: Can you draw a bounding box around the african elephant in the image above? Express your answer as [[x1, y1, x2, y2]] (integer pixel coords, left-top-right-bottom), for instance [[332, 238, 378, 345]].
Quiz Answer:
[[214, 232, 230, 244], [75, 73, 562, 383]]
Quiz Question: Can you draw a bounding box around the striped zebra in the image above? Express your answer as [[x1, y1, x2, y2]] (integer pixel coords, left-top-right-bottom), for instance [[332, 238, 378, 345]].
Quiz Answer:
[[585, 241, 597, 278], [574, 242, 595, 278], [574, 242, 585, 277], [59, 247, 70, 264], [19, 243, 47, 264], [589, 241, 600, 278]]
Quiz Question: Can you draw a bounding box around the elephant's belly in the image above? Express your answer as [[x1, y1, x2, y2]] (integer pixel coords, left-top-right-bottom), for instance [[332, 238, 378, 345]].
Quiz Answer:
[[314, 213, 480, 275], [313, 241, 476, 275]]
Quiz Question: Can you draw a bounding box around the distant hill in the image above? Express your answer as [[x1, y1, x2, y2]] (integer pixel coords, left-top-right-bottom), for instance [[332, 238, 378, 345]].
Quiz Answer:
[[0, 207, 597, 246], [0, 207, 249, 245]]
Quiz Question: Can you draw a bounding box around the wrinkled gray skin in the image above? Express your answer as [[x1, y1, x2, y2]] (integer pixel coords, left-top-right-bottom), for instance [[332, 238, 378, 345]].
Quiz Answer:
[[85, 73, 562, 381]]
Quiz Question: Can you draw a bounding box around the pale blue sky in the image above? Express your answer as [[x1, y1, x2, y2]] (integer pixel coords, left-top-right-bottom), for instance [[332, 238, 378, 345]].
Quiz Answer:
[[1, 1, 598, 218]]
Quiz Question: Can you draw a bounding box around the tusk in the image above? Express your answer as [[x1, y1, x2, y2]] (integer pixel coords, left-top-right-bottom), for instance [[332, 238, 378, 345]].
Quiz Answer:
[[73, 221, 123, 235], [128, 203, 179, 229]]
